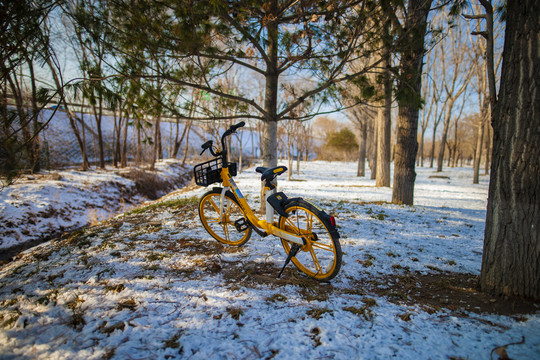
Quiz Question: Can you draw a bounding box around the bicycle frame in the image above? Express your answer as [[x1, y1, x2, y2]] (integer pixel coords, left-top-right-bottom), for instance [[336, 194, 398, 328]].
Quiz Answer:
[[200, 121, 305, 246], [197, 122, 342, 281], [218, 167, 306, 246]]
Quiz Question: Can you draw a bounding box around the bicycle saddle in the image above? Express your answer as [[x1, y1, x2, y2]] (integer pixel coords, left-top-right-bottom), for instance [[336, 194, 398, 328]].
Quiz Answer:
[[256, 166, 287, 182]]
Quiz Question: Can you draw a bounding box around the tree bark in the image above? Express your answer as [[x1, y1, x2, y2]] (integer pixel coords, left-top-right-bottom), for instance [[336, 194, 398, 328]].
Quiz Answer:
[[262, 0, 279, 168], [436, 108, 452, 172], [369, 118, 377, 180], [357, 124, 367, 177], [473, 116, 485, 184], [376, 55, 392, 187], [392, 0, 432, 205], [484, 120, 491, 175], [480, 0, 540, 299]]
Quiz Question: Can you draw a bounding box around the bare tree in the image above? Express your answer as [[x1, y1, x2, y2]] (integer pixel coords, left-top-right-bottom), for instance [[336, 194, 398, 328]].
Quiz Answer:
[[464, 0, 504, 182], [436, 14, 473, 172]]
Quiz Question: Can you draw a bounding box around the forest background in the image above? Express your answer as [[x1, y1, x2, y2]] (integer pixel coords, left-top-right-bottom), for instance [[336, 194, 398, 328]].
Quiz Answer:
[[1, 0, 499, 188]]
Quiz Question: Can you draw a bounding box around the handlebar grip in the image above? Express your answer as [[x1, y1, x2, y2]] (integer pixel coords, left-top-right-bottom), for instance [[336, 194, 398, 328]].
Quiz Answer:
[[222, 121, 246, 139], [201, 140, 213, 150], [200, 140, 213, 155], [230, 121, 245, 132]]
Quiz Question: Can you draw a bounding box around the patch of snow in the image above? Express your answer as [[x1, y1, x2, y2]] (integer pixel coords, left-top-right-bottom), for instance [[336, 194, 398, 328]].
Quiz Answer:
[[0, 160, 192, 251]]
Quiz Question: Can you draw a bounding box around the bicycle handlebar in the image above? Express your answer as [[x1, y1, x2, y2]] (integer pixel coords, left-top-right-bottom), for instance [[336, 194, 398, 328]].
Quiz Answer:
[[222, 121, 245, 140], [200, 121, 246, 159], [220, 121, 245, 160]]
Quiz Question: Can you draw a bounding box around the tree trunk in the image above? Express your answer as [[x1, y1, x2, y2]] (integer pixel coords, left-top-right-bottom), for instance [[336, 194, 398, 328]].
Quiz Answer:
[[136, 124, 142, 165], [80, 100, 89, 170], [484, 120, 491, 175], [376, 58, 392, 187], [481, 0, 540, 299], [429, 121, 438, 168], [27, 58, 41, 173], [287, 142, 292, 181], [121, 109, 129, 168], [95, 96, 105, 169], [419, 128, 425, 167], [150, 116, 161, 171], [357, 124, 367, 177], [393, 105, 419, 204], [392, 0, 432, 205], [368, 117, 377, 180], [262, 0, 279, 168], [181, 120, 192, 166], [437, 109, 452, 172], [473, 119, 484, 184]]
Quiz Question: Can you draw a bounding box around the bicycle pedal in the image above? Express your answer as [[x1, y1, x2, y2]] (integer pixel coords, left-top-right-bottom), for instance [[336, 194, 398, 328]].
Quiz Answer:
[[234, 218, 249, 232]]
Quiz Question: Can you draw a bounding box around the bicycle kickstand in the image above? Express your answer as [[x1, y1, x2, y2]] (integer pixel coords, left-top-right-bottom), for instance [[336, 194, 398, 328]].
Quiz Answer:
[[277, 243, 301, 278]]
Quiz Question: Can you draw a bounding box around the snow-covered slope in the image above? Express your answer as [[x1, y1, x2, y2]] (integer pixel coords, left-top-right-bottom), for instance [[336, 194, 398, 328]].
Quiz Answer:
[[0, 160, 192, 252]]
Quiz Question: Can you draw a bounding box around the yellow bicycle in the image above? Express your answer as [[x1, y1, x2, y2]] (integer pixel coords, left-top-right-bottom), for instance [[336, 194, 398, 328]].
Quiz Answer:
[[194, 122, 342, 281]]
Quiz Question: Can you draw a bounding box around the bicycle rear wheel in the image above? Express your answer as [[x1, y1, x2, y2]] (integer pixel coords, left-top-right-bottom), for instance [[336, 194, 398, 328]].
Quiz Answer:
[[278, 199, 342, 281], [198, 188, 252, 246]]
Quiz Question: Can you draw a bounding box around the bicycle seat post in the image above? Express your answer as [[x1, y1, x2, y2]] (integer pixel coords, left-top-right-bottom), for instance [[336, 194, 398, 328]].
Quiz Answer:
[[265, 182, 277, 225]]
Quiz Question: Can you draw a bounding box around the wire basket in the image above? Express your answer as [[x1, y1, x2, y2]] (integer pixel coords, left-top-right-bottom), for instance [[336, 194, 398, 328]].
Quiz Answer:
[[194, 159, 237, 187]]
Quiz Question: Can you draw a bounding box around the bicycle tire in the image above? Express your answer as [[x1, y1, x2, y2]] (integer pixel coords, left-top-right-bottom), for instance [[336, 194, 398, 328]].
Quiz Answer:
[[278, 199, 342, 281], [198, 188, 252, 246]]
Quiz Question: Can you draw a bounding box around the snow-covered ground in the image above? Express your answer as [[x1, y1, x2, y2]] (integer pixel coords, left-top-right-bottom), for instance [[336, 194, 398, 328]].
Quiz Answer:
[[0, 161, 538, 359], [0, 159, 192, 252]]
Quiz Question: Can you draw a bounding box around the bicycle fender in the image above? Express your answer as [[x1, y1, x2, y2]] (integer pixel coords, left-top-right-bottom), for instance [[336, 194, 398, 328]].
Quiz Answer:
[[267, 192, 292, 218], [283, 198, 340, 240]]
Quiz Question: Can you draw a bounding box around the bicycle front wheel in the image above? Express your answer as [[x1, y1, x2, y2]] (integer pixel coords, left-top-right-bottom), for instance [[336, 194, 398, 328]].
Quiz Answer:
[[198, 188, 252, 246], [278, 199, 342, 281]]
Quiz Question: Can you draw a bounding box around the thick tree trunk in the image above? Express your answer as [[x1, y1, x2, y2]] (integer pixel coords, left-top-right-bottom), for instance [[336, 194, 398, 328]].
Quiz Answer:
[[480, 0, 540, 299], [262, 0, 279, 168], [392, 0, 432, 205], [262, 119, 278, 167], [393, 105, 419, 204]]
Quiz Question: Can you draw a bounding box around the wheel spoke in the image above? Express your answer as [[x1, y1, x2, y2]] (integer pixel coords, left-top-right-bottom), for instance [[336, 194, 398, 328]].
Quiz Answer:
[[309, 248, 323, 274], [223, 222, 230, 241], [282, 216, 300, 234], [208, 198, 220, 212], [224, 201, 233, 216], [306, 213, 313, 232], [311, 240, 334, 252]]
